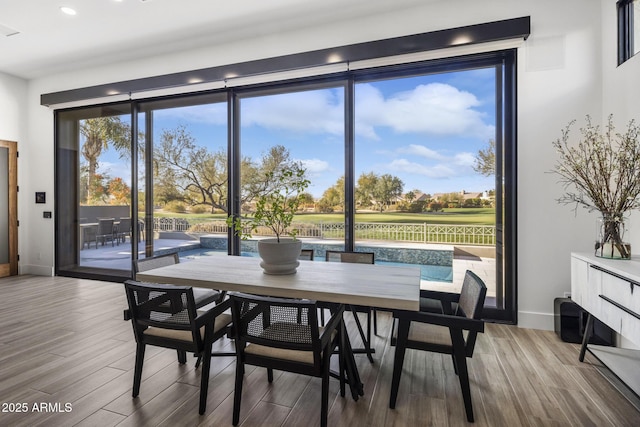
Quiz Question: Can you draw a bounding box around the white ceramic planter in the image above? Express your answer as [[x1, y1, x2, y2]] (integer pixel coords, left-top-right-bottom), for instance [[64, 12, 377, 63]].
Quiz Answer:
[[257, 238, 302, 275]]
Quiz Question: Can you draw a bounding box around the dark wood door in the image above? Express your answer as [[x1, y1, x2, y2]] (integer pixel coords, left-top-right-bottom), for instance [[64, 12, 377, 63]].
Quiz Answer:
[[0, 140, 18, 277]]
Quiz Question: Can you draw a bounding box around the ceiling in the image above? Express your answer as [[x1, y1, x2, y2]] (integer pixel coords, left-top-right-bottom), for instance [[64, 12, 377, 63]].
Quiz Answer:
[[0, 0, 430, 80]]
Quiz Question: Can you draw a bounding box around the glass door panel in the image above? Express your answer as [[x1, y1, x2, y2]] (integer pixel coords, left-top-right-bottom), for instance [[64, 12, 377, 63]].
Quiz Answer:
[[238, 84, 345, 260], [354, 68, 503, 310], [138, 94, 228, 262], [56, 104, 133, 278]]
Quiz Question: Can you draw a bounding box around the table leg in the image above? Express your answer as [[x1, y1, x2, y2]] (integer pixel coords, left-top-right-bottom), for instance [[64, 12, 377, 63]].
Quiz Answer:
[[341, 317, 364, 398]]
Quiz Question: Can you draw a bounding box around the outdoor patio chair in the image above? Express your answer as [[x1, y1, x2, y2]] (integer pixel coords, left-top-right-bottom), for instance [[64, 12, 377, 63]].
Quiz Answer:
[[117, 217, 132, 243], [389, 270, 486, 422], [82, 224, 98, 249], [325, 250, 376, 363], [124, 280, 232, 415], [96, 218, 117, 247], [229, 292, 344, 427]]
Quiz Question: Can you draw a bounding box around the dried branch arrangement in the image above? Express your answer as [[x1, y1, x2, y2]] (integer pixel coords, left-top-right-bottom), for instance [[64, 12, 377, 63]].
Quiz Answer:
[[552, 115, 640, 215]]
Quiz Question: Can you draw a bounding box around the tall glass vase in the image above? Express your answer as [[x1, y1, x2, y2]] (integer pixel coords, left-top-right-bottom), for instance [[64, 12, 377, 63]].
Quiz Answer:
[[595, 212, 631, 259]]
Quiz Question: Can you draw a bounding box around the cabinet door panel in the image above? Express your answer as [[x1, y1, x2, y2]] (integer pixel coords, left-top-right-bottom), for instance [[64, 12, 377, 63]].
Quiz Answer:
[[571, 257, 588, 306]]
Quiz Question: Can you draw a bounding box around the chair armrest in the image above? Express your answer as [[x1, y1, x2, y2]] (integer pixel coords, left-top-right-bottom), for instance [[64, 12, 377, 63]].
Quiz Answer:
[[195, 297, 232, 328], [420, 289, 460, 303], [393, 309, 484, 333]]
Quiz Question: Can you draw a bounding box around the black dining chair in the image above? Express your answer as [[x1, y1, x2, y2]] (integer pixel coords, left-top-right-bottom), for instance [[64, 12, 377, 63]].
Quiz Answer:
[[229, 292, 345, 427], [124, 280, 232, 415], [325, 250, 376, 363], [299, 249, 314, 261], [134, 253, 224, 308], [389, 270, 487, 422], [126, 254, 229, 367]]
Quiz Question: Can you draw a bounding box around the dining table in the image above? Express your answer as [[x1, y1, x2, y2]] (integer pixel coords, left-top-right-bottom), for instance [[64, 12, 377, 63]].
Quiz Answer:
[[136, 253, 421, 399]]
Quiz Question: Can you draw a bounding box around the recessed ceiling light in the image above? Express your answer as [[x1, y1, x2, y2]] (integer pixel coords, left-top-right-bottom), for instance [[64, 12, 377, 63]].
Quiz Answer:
[[60, 6, 77, 16]]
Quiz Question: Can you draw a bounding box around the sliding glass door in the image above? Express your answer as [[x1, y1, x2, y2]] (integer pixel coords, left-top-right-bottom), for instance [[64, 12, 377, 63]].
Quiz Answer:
[[56, 103, 133, 279], [235, 83, 346, 257], [353, 63, 509, 316], [54, 51, 516, 322], [137, 94, 229, 261]]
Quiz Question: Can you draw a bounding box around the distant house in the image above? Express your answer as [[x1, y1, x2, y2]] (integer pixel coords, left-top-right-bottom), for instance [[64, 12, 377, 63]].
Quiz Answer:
[[431, 190, 492, 203]]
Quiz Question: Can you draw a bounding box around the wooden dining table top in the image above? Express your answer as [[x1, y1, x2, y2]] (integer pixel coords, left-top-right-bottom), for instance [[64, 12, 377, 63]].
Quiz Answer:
[[136, 254, 421, 311]]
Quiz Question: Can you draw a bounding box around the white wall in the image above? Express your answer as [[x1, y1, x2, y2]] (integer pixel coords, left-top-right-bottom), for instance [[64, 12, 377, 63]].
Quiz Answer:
[[23, 0, 607, 329], [601, 0, 640, 241], [600, 0, 640, 347], [0, 71, 28, 273]]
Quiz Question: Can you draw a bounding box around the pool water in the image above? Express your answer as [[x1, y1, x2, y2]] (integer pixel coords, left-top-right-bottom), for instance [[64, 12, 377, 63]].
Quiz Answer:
[[179, 248, 453, 283]]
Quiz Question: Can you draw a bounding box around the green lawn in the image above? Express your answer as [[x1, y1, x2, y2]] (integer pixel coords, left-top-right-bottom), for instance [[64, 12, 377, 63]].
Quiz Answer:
[[154, 208, 496, 225]]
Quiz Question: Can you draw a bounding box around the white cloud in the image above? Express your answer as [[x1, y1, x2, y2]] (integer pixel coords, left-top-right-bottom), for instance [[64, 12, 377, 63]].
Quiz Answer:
[[388, 159, 456, 179], [386, 149, 479, 181], [397, 144, 443, 160], [299, 158, 330, 173], [453, 152, 476, 167], [355, 82, 494, 140], [145, 82, 495, 143], [242, 90, 344, 135]]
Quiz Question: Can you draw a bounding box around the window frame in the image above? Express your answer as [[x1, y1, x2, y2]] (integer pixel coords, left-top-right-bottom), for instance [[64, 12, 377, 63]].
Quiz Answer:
[[618, 0, 639, 65], [54, 50, 518, 323]]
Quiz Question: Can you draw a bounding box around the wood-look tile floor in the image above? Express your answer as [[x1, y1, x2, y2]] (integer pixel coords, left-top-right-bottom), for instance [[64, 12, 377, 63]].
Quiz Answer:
[[1, 275, 639, 426]]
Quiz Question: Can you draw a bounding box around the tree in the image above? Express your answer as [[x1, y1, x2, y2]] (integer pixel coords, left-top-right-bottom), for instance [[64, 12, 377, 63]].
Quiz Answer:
[[317, 186, 341, 213], [373, 174, 404, 212], [405, 190, 416, 204], [356, 172, 378, 209], [428, 201, 443, 212], [154, 125, 228, 213], [473, 139, 496, 177], [317, 175, 344, 212], [107, 177, 131, 205], [80, 117, 130, 202], [241, 145, 305, 208], [87, 173, 109, 205]]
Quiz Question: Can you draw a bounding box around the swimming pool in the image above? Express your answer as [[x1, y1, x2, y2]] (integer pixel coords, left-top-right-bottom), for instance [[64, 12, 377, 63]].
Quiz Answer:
[[179, 248, 453, 283]]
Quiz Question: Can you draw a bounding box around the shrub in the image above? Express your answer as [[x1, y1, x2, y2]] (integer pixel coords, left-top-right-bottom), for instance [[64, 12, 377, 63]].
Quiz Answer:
[[165, 201, 186, 213], [190, 205, 208, 214]]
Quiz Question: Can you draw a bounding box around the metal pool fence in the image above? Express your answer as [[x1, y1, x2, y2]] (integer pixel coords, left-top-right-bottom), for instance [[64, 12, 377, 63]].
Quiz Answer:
[[154, 218, 495, 246]]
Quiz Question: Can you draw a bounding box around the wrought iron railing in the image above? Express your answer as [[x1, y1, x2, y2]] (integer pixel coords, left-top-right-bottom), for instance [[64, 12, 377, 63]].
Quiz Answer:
[[153, 218, 495, 245]]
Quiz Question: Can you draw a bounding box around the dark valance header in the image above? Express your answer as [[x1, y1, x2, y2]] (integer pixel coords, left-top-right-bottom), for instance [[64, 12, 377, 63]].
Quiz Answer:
[[41, 16, 530, 106]]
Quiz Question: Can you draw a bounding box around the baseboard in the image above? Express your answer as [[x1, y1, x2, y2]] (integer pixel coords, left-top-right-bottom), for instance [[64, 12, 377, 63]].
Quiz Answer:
[[19, 264, 54, 276], [518, 310, 554, 331]]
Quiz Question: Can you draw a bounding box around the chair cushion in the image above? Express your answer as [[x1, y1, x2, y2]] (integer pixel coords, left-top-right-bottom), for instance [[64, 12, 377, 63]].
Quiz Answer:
[[408, 322, 452, 347], [193, 287, 221, 307], [392, 320, 464, 348], [143, 313, 232, 342], [244, 325, 335, 365], [419, 297, 459, 314]]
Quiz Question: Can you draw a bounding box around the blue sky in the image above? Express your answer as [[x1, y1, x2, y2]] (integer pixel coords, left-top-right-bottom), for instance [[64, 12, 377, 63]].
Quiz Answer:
[[93, 67, 497, 199]]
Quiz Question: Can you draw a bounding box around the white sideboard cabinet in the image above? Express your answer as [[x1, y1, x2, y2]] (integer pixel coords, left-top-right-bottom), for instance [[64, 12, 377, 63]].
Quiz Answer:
[[571, 252, 640, 396]]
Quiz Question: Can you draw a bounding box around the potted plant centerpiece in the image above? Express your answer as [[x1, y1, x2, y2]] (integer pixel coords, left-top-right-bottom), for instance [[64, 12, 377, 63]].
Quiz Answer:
[[227, 166, 310, 274], [552, 115, 640, 259]]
